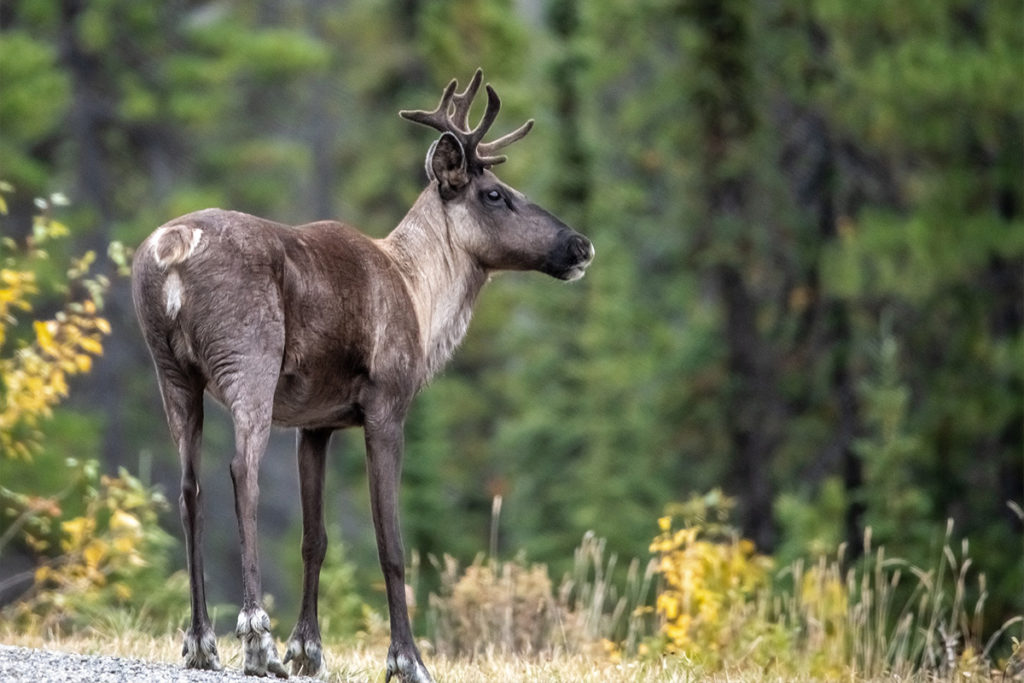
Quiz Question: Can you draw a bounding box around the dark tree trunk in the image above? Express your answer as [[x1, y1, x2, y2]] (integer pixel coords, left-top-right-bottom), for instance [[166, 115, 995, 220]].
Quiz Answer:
[[715, 264, 782, 550], [686, 0, 780, 550], [60, 0, 114, 228], [775, 95, 866, 556], [547, 0, 591, 227]]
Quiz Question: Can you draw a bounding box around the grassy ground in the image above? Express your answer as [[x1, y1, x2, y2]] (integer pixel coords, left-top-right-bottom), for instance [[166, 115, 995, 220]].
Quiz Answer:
[[0, 630, 704, 682], [4, 628, 1021, 683], [3, 510, 1020, 681]]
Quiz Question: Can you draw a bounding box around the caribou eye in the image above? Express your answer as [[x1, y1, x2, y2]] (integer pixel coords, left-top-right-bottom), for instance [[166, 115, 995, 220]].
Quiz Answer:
[[483, 188, 503, 205]]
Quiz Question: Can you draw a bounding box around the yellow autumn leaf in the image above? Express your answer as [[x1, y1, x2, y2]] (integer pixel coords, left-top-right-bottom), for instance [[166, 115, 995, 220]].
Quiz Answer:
[[112, 535, 136, 555], [48, 220, 70, 238], [110, 509, 141, 533], [95, 317, 111, 335], [658, 593, 680, 620], [83, 539, 107, 568], [25, 534, 48, 552], [74, 354, 92, 373], [78, 337, 103, 355], [51, 369, 68, 396], [33, 320, 58, 355], [87, 566, 107, 586], [61, 516, 89, 543]]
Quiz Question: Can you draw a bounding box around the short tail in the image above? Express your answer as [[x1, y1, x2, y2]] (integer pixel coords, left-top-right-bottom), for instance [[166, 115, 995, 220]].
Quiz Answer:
[[149, 224, 202, 318], [152, 224, 203, 269]]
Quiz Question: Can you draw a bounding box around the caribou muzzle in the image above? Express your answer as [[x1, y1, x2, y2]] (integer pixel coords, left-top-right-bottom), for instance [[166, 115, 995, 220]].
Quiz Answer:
[[547, 232, 595, 281]]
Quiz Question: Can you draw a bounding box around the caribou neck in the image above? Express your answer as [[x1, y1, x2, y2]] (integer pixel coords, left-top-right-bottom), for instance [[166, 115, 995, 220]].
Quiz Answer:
[[380, 187, 489, 379]]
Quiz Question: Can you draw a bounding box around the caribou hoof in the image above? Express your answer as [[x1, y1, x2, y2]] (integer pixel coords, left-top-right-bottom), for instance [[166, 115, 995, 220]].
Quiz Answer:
[[283, 628, 323, 677], [385, 644, 433, 683], [182, 625, 222, 671], [236, 607, 289, 678]]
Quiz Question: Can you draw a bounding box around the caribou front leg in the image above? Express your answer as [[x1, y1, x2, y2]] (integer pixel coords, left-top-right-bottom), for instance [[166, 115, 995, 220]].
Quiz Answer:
[[364, 415, 433, 683], [284, 428, 332, 676]]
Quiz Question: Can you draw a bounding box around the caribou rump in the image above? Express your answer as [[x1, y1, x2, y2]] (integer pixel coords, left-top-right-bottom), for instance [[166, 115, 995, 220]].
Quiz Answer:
[[131, 69, 594, 682]]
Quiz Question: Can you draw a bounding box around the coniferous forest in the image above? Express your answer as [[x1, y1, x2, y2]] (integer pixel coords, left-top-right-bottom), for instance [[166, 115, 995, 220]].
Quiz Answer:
[[1, 0, 1022, 674]]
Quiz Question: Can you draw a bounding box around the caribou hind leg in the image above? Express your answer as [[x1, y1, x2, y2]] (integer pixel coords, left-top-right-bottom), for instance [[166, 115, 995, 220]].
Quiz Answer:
[[229, 404, 288, 677], [158, 368, 221, 670], [212, 336, 289, 678], [284, 428, 332, 676]]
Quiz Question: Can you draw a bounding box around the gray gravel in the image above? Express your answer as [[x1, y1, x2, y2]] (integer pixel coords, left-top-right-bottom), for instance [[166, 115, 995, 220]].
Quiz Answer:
[[0, 644, 304, 682]]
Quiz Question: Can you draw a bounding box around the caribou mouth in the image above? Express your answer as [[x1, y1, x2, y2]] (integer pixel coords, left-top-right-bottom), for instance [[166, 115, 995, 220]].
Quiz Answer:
[[559, 240, 595, 281], [560, 266, 589, 282]]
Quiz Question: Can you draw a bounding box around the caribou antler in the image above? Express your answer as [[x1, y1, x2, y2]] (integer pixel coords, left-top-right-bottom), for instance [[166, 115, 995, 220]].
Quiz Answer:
[[400, 68, 534, 170]]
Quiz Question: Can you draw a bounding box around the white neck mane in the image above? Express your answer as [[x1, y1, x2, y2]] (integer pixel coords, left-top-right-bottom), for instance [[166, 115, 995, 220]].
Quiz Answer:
[[379, 188, 489, 379]]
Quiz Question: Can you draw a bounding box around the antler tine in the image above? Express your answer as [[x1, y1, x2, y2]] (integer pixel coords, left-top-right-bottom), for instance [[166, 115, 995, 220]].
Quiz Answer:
[[477, 118, 535, 165], [449, 68, 483, 132], [399, 79, 459, 133], [465, 84, 502, 150]]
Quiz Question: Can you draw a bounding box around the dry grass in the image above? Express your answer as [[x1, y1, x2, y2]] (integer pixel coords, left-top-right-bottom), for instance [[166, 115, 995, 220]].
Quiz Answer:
[[426, 532, 655, 660], [0, 629, 706, 682], [4, 628, 1021, 682]]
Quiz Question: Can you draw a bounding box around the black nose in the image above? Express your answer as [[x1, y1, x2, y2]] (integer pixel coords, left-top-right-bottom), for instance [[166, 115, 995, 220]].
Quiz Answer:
[[568, 234, 594, 264]]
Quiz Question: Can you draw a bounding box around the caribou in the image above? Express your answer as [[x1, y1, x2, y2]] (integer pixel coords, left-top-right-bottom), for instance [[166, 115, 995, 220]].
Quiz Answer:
[[131, 69, 594, 682]]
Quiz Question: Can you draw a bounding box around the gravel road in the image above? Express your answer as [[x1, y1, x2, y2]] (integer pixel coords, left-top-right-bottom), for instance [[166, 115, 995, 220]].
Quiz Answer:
[[0, 644, 305, 682]]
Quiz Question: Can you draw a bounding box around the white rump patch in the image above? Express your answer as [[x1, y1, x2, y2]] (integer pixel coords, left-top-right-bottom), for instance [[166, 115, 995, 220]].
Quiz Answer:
[[164, 270, 184, 318]]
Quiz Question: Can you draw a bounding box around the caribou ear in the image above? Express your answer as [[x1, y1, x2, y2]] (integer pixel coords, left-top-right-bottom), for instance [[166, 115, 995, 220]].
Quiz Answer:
[[428, 132, 470, 200]]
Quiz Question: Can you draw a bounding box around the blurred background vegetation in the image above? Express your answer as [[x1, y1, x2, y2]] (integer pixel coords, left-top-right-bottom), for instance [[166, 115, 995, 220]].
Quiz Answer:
[[1, 0, 1021, 658]]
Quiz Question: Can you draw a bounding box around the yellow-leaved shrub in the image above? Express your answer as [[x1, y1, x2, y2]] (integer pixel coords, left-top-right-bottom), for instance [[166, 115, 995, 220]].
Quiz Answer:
[[648, 492, 778, 668], [1, 185, 182, 635], [0, 190, 112, 458], [8, 464, 179, 634]]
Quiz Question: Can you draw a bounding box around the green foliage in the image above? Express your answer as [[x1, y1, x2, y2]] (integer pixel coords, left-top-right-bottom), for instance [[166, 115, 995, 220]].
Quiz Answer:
[[0, 33, 69, 189], [419, 0, 528, 80], [279, 526, 368, 640], [854, 320, 932, 549], [775, 476, 847, 560]]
